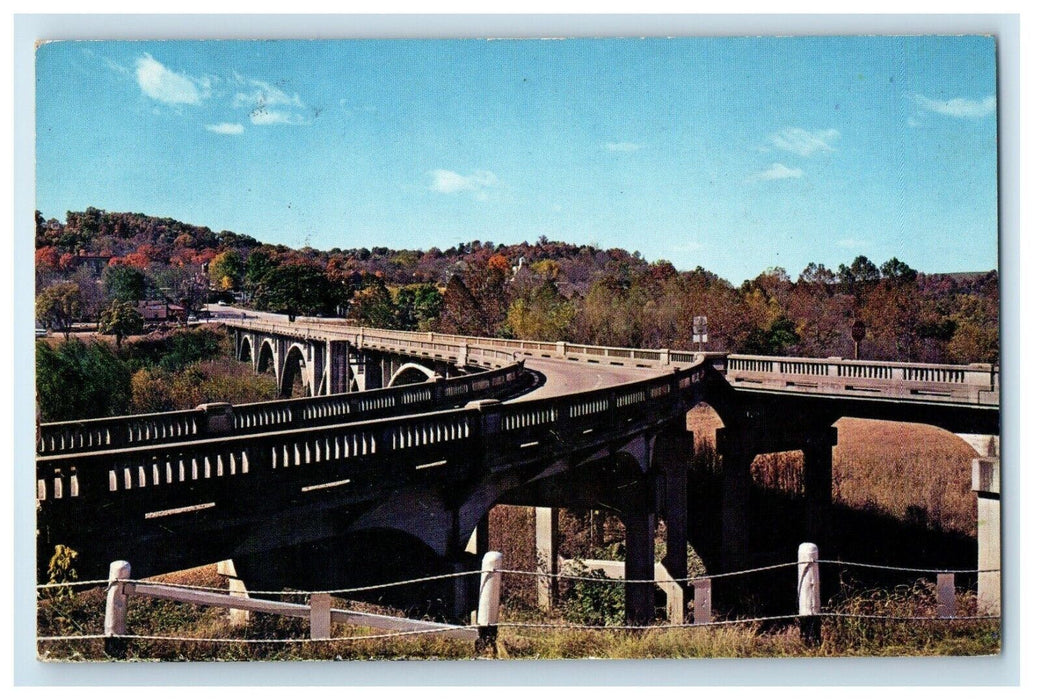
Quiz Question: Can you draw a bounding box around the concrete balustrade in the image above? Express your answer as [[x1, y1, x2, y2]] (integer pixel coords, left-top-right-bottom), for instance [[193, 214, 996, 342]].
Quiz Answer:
[[726, 354, 999, 405]]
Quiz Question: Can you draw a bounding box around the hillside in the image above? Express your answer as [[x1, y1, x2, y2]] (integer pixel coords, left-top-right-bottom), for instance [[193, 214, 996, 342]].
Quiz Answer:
[[36, 208, 999, 364]]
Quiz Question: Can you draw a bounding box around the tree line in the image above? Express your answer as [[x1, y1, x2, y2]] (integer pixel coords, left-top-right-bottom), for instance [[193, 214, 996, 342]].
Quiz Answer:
[[36, 208, 998, 365]]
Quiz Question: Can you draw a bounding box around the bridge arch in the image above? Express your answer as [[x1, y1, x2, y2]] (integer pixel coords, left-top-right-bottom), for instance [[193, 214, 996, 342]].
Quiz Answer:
[[256, 338, 276, 375], [279, 343, 309, 398], [387, 362, 437, 387], [237, 335, 254, 364]]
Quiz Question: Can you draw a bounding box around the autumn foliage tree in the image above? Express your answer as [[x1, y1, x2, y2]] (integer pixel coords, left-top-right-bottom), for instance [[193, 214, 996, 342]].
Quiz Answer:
[[35, 282, 82, 339], [98, 300, 144, 348]]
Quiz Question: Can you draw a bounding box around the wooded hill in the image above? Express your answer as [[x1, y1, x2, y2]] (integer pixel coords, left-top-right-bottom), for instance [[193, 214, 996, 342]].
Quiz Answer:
[[35, 208, 999, 364]]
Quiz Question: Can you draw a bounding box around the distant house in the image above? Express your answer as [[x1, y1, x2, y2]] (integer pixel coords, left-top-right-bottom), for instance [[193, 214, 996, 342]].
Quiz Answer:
[[70, 253, 113, 275], [137, 300, 169, 322]]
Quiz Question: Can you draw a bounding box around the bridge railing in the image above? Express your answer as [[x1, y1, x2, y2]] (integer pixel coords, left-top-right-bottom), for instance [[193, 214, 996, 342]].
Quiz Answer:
[[726, 355, 999, 405], [36, 359, 708, 529], [37, 362, 528, 456], [224, 316, 706, 370]]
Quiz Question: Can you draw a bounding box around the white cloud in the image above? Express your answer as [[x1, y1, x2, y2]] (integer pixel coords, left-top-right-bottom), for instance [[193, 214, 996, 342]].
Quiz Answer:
[[912, 94, 995, 119], [135, 54, 207, 105], [769, 127, 840, 157], [429, 169, 499, 198], [604, 142, 642, 152], [749, 163, 804, 181], [233, 78, 310, 126], [235, 79, 305, 108], [249, 109, 307, 126], [205, 122, 244, 135]]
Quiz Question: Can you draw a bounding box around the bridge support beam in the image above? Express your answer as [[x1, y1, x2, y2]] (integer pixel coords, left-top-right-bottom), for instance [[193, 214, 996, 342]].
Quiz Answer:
[[717, 428, 754, 572], [802, 427, 838, 551], [535, 507, 559, 610], [623, 496, 657, 626], [652, 421, 692, 587]]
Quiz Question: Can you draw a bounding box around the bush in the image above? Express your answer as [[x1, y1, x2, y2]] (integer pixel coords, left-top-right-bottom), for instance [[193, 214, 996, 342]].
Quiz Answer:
[[560, 560, 625, 626], [36, 339, 132, 420]]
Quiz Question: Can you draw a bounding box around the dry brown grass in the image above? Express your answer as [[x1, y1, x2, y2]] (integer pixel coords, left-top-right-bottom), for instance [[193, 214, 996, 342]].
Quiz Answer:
[[685, 404, 978, 537]]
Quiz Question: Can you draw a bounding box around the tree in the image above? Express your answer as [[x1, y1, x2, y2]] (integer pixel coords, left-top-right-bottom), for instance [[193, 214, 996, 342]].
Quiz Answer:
[[36, 339, 132, 420], [880, 257, 918, 285], [209, 250, 244, 291], [394, 283, 443, 330], [103, 264, 149, 303], [36, 282, 82, 339], [436, 274, 484, 335], [506, 280, 575, 341], [349, 280, 397, 328], [254, 262, 341, 320], [99, 300, 144, 348]]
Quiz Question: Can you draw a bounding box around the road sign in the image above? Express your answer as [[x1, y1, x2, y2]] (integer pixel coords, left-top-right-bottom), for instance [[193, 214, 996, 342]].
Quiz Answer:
[[692, 316, 708, 345]]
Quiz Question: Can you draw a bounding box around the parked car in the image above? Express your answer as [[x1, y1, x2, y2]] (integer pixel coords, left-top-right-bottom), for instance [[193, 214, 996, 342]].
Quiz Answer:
[[35, 326, 48, 337]]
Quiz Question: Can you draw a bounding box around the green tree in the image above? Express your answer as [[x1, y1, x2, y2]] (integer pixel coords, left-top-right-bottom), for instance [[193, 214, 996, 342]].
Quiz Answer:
[[102, 264, 149, 303], [254, 262, 341, 320], [506, 280, 575, 341], [349, 280, 397, 328], [35, 282, 82, 339], [394, 283, 443, 330], [244, 248, 279, 295], [36, 339, 132, 420], [208, 250, 244, 291], [99, 300, 144, 348]]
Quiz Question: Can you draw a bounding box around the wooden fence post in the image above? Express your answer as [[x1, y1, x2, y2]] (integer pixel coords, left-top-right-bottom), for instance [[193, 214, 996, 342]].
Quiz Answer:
[[476, 551, 503, 655], [104, 560, 131, 659], [936, 573, 956, 618], [797, 542, 821, 645], [310, 593, 332, 640]]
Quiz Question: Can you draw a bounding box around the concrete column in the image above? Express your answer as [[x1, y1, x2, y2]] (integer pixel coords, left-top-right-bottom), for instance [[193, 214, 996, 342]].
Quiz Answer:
[[972, 454, 1001, 615], [717, 427, 754, 572], [623, 509, 656, 626], [652, 423, 691, 585], [535, 506, 559, 610], [802, 427, 838, 550], [327, 340, 349, 394], [217, 559, 251, 626], [465, 513, 490, 557]]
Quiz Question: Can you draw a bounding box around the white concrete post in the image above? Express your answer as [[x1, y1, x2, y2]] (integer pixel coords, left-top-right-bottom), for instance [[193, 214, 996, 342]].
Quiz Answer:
[[798, 542, 821, 645], [310, 593, 332, 640], [104, 560, 131, 658], [692, 578, 712, 624], [535, 506, 559, 610], [936, 573, 956, 619], [476, 551, 503, 654]]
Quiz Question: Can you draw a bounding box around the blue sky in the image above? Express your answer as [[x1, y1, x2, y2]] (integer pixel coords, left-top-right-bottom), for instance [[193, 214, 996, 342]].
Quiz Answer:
[[35, 36, 998, 284]]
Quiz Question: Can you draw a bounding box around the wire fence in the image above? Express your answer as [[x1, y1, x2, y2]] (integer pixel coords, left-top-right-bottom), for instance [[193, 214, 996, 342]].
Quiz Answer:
[[36, 549, 1002, 653]]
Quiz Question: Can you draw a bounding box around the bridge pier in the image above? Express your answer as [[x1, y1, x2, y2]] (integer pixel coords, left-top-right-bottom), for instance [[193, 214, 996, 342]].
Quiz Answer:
[[623, 506, 656, 626], [535, 507, 559, 610], [716, 427, 754, 572], [652, 420, 692, 592], [802, 427, 838, 551], [964, 435, 1001, 615]]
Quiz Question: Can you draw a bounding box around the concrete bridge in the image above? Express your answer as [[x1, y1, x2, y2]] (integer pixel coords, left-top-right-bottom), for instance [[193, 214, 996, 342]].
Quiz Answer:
[[36, 310, 1000, 621]]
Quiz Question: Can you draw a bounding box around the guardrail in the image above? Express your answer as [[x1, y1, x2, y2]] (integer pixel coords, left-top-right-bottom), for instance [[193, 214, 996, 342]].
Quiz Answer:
[[36, 360, 707, 529], [726, 355, 1000, 406], [224, 316, 707, 370], [37, 362, 529, 457]]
